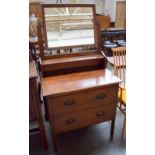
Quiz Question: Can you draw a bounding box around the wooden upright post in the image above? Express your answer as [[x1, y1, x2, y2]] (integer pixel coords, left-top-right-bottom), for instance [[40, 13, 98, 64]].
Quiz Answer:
[[37, 20, 44, 59]]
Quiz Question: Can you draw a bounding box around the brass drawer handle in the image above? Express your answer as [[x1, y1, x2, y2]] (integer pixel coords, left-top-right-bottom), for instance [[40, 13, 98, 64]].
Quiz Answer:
[[66, 118, 76, 124], [96, 112, 105, 117], [96, 94, 106, 99], [64, 100, 74, 106]]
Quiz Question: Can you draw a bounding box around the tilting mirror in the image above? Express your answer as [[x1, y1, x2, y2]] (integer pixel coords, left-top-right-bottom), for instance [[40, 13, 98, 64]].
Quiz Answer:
[[41, 4, 97, 55]]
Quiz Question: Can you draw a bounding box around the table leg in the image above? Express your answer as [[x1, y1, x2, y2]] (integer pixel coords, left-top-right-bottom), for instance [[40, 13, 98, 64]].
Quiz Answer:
[[110, 118, 115, 141]]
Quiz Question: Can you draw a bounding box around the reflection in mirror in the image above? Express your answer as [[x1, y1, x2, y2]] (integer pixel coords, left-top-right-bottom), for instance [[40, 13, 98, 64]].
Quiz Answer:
[[44, 7, 95, 50], [44, 46, 96, 56]]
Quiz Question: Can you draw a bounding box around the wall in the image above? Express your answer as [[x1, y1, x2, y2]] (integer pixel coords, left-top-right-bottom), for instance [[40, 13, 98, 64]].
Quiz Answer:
[[103, 0, 116, 22], [29, 0, 118, 21], [29, 0, 105, 14]]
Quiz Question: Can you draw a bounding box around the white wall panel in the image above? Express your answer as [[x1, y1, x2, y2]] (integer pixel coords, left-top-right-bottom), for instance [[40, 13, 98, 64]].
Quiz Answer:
[[29, 0, 116, 21]]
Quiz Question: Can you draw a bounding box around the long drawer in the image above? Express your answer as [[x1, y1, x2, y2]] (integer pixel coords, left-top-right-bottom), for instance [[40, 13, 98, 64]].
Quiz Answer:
[[53, 104, 116, 134], [50, 86, 118, 115]]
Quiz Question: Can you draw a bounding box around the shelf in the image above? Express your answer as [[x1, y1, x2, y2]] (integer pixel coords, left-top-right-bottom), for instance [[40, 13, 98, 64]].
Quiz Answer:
[[41, 54, 104, 66], [41, 53, 105, 74]]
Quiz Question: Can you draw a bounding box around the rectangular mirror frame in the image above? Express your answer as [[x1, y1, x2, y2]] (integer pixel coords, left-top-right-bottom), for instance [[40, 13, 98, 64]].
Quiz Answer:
[[40, 4, 99, 58]]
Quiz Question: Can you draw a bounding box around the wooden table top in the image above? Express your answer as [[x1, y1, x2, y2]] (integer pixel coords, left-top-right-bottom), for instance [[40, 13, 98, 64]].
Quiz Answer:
[[42, 69, 121, 97], [29, 61, 37, 79]]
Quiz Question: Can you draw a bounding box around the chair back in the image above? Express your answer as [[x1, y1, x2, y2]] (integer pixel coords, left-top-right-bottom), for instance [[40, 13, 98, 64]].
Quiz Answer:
[[112, 47, 126, 88], [96, 15, 110, 30]]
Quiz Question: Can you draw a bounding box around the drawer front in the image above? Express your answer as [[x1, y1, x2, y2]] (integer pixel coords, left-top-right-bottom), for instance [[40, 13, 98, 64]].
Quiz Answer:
[[51, 86, 118, 115], [53, 104, 116, 134]]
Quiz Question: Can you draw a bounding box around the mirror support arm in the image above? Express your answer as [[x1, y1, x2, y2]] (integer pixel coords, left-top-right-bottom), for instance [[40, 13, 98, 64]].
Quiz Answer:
[[37, 21, 44, 59]]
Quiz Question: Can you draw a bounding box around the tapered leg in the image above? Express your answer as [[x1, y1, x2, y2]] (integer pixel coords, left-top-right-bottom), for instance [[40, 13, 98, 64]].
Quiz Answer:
[[121, 115, 126, 138], [110, 118, 116, 141]]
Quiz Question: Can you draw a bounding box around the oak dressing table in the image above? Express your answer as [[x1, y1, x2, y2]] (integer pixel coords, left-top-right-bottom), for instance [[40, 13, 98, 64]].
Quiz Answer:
[[38, 4, 120, 153]]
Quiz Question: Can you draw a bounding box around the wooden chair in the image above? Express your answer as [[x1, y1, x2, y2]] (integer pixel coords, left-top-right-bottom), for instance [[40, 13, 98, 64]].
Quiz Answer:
[[112, 47, 126, 138], [96, 15, 119, 56], [96, 14, 111, 30]]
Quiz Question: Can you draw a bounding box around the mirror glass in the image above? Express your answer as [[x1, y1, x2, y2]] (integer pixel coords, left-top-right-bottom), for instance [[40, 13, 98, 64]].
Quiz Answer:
[[43, 6, 95, 49]]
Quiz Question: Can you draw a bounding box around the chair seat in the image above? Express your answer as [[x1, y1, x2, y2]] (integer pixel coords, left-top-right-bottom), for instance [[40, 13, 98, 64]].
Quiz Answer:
[[118, 88, 126, 104]]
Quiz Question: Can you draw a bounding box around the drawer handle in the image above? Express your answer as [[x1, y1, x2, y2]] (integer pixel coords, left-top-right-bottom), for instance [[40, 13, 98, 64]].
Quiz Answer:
[[66, 118, 76, 124], [96, 94, 106, 99], [96, 112, 105, 117], [64, 100, 74, 106]]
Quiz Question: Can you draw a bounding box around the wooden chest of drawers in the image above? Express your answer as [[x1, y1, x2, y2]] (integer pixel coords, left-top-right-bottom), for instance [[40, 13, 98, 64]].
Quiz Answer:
[[48, 86, 118, 134], [53, 103, 116, 134], [42, 69, 120, 151]]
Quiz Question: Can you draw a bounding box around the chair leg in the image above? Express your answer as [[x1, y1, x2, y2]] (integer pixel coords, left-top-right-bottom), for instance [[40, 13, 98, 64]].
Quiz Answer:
[[121, 115, 126, 138]]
